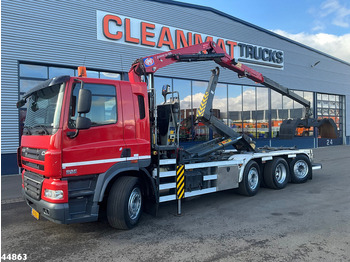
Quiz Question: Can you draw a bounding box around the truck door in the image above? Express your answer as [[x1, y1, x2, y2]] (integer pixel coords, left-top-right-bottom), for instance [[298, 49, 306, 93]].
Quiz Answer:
[[61, 79, 125, 176]]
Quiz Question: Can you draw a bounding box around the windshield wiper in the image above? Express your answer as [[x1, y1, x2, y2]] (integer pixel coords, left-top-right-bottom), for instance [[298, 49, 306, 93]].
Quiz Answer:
[[32, 125, 50, 135]]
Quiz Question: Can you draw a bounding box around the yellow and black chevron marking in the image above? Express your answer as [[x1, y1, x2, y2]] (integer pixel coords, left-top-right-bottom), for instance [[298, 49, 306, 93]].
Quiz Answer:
[[218, 138, 232, 146], [176, 164, 185, 199], [196, 92, 209, 117]]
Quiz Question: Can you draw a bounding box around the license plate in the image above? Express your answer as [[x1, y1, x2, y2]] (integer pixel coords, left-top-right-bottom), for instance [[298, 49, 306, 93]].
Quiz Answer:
[[31, 208, 40, 220]]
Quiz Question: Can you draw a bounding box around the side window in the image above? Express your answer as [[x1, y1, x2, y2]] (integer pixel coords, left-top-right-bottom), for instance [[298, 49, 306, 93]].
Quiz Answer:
[[138, 95, 145, 120], [69, 83, 117, 128]]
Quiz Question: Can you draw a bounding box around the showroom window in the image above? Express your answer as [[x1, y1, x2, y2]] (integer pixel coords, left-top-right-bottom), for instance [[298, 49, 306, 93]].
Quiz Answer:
[[316, 93, 343, 137]]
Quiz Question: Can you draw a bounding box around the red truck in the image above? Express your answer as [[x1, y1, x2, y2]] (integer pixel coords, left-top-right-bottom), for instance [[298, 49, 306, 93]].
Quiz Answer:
[[17, 41, 336, 229]]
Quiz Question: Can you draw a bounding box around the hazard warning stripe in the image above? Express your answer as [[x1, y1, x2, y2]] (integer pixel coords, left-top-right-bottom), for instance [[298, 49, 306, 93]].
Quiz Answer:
[[196, 92, 209, 117], [176, 164, 185, 199]]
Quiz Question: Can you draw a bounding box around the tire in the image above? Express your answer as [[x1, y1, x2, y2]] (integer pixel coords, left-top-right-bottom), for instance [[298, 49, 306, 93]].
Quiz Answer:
[[289, 155, 312, 183], [264, 157, 289, 189], [107, 176, 143, 230], [237, 160, 260, 196]]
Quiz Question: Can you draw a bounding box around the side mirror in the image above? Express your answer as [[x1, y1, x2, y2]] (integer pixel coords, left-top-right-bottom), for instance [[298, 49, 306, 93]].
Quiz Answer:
[[77, 89, 92, 114], [76, 116, 91, 130]]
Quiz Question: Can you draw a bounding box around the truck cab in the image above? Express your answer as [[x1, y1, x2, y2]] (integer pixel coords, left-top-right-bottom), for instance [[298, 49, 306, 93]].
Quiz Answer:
[[18, 75, 152, 225]]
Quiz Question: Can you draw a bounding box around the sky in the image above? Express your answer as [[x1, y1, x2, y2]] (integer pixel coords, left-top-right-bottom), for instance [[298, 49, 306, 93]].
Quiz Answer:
[[177, 0, 350, 63]]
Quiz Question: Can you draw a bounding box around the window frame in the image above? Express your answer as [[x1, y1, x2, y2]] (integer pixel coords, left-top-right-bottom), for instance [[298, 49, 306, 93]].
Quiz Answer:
[[68, 82, 118, 128]]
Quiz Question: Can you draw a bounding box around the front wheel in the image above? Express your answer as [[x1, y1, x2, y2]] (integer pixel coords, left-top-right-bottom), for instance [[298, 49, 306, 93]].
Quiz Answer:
[[237, 160, 261, 196], [107, 176, 143, 229]]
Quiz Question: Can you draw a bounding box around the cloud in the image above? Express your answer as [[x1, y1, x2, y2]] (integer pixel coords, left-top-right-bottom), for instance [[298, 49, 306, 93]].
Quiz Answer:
[[320, 0, 350, 28], [272, 30, 350, 63], [311, 0, 350, 30]]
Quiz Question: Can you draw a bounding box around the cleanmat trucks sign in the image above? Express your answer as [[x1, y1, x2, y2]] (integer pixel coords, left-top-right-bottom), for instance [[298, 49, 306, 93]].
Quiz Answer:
[[96, 10, 284, 69]]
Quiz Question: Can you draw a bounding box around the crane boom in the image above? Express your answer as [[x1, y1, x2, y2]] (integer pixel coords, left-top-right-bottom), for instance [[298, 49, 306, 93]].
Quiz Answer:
[[129, 41, 337, 140]]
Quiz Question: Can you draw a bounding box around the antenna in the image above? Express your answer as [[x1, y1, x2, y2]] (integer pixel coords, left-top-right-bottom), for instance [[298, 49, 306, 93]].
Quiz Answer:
[[119, 55, 124, 72], [83, 55, 87, 67]]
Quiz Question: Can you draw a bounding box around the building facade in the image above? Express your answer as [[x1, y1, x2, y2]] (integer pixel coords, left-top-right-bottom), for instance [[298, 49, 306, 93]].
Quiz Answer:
[[2, 0, 350, 174]]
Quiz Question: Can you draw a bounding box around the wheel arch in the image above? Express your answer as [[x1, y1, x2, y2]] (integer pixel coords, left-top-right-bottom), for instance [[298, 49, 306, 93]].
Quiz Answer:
[[95, 162, 156, 204]]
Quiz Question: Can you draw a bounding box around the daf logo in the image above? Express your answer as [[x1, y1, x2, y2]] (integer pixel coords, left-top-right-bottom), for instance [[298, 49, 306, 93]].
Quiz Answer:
[[66, 169, 77, 175]]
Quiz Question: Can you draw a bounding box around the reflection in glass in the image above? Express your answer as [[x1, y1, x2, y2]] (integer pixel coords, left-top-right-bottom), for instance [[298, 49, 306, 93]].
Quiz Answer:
[[228, 84, 242, 134], [154, 77, 172, 106], [243, 86, 256, 138], [20, 64, 48, 78], [49, 67, 74, 78], [257, 87, 269, 138], [271, 90, 282, 138], [100, 72, 121, 80], [20, 79, 45, 94], [316, 93, 343, 137], [86, 71, 99, 78], [174, 79, 192, 142], [192, 81, 209, 141]]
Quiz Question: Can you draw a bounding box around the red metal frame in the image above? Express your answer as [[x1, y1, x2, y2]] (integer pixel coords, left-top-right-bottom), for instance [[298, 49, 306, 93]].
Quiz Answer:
[[128, 41, 265, 84]]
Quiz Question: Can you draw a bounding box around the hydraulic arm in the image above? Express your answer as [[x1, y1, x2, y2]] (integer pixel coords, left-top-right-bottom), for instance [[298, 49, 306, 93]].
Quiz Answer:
[[129, 41, 338, 140]]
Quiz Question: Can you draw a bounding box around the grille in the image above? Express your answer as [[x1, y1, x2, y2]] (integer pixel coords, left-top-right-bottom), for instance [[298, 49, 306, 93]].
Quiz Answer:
[[21, 147, 46, 172], [22, 147, 46, 161], [22, 160, 44, 171], [24, 171, 45, 200]]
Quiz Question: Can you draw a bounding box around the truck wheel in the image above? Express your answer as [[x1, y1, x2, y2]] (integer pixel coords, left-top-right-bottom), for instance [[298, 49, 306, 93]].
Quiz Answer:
[[238, 160, 260, 196], [107, 176, 143, 229], [290, 155, 311, 183], [264, 158, 289, 189]]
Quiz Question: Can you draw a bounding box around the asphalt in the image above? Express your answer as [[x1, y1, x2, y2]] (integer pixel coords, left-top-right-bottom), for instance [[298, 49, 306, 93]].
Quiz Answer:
[[1, 173, 23, 204]]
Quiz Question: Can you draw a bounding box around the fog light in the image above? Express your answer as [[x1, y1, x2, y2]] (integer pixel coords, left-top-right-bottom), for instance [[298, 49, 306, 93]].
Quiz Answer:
[[44, 189, 64, 200]]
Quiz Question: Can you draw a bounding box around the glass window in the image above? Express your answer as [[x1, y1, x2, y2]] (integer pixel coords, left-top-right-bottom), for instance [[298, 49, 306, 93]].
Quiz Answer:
[[100, 72, 121, 80], [49, 67, 75, 78], [20, 64, 48, 78], [243, 86, 256, 138], [69, 83, 117, 128], [24, 83, 65, 135], [138, 95, 145, 120], [213, 83, 227, 123], [271, 90, 282, 138], [154, 77, 172, 105], [20, 79, 45, 94], [173, 79, 192, 142], [192, 80, 209, 141], [316, 92, 343, 137], [256, 87, 269, 138], [87, 70, 99, 78], [228, 84, 242, 134]]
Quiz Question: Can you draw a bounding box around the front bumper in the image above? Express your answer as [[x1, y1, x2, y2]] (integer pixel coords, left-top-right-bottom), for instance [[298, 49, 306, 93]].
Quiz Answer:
[[23, 189, 98, 224]]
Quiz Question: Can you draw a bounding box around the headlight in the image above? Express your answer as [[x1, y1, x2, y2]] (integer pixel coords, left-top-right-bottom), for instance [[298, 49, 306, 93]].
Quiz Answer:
[[44, 189, 64, 200]]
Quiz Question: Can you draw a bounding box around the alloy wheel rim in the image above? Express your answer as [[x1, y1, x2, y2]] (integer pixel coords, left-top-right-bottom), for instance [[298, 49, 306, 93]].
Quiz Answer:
[[247, 167, 259, 190], [294, 160, 308, 179], [275, 163, 287, 183], [128, 187, 142, 220]]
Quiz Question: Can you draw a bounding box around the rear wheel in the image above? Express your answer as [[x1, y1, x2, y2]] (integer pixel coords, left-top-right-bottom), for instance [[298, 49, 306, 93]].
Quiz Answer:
[[237, 160, 260, 196], [107, 176, 143, 229], [264, 158, 289, 189], [290, 155, 311, 183]]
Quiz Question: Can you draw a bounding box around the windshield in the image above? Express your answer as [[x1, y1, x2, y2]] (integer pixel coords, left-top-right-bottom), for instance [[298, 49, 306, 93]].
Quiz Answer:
[[24, 83, 65, 135]]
